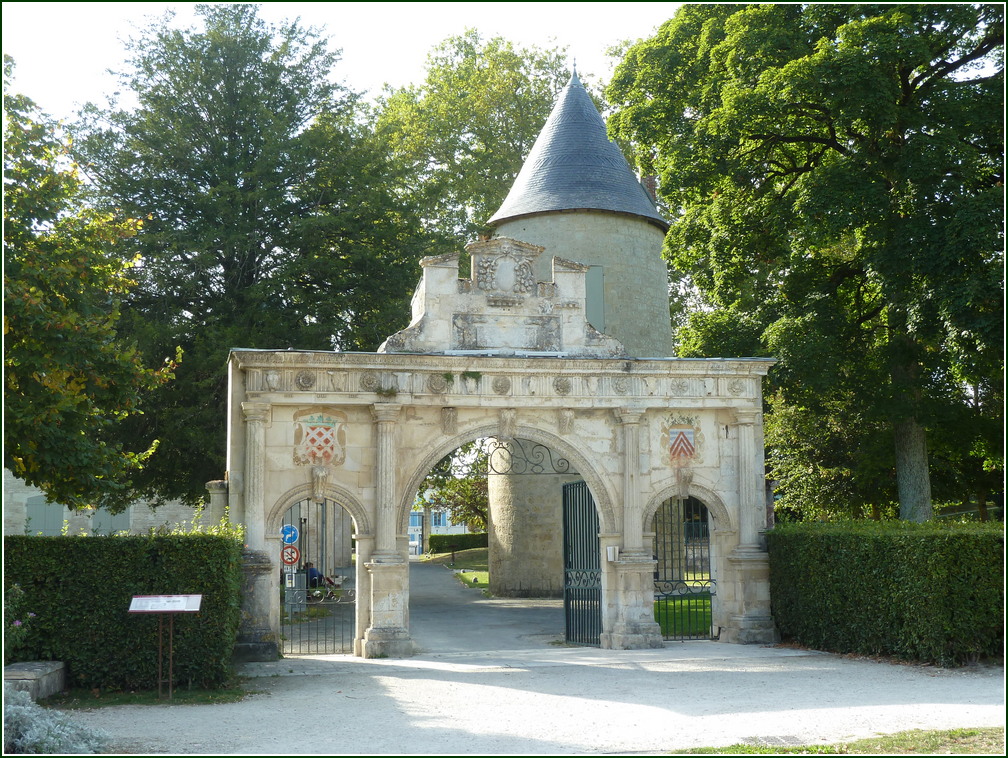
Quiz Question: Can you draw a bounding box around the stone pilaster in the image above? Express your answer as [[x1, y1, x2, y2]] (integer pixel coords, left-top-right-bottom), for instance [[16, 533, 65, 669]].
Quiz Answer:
[[362, 403, 413, 657], [724, 408, 777, 643], [241, 402, 270, 549], [600, 409, 662, 649]]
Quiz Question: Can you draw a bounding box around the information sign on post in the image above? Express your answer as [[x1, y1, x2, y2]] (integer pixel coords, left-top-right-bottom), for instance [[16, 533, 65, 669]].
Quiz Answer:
[[280, 524, 300, 544], [281, 544, 301, 565], [128, 595, 202, 700]]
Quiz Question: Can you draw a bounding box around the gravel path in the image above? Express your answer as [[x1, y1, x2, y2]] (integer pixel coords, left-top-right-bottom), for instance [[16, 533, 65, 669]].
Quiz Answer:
[[64, 563, 1004, 755]]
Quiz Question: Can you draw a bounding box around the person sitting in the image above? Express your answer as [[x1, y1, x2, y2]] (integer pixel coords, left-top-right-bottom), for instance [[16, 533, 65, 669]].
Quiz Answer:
[[306, 562, 324, 588]]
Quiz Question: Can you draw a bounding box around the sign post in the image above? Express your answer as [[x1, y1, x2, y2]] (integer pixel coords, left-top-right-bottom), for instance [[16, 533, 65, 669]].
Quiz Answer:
[[128, 595, 202, 699]]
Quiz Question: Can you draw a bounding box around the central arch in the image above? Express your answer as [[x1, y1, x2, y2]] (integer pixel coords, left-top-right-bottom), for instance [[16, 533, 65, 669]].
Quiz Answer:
[[397, 422, 618, 537]]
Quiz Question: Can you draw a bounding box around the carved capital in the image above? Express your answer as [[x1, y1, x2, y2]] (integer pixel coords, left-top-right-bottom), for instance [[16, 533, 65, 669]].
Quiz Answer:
[[241, 402, 271, 423], [615, 407, 643, 426], [371, 404, 401, 424]]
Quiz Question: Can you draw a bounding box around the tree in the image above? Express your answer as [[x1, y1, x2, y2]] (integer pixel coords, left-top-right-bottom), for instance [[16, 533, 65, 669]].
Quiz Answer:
[[73, 4, 432, 502], [375, 29, 571, 244], [3, 57, 176, 512], [608, 4, 1004, 521], [419, 441, 490, 532]]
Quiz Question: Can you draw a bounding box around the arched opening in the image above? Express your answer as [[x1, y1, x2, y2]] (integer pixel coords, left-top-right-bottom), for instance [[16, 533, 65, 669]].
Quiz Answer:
[[278, 497, 357, 655], [403, 431, 609, 653], [652, 495, 715, 641]]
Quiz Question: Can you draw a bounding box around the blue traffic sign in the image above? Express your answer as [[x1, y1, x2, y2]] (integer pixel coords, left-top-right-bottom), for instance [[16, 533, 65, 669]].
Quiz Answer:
[[280, 524, 299, 544]]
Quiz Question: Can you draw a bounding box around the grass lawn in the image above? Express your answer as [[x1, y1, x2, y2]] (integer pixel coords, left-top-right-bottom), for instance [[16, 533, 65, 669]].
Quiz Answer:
[[685, 726, 1004, 754], [654, 593, 713, 638], [424, 547, 490, 589]]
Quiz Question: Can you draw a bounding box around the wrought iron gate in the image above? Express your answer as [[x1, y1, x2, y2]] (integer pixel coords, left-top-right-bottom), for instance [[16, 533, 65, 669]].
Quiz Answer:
[[279, 498, 356, 655], [562, 481, 602, 645], [653, 496, 715, 640]]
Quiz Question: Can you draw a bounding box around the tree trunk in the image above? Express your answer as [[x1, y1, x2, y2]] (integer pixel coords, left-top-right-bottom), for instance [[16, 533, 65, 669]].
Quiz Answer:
[[977, 489, 989, 522], [894, 416, 932, 521]]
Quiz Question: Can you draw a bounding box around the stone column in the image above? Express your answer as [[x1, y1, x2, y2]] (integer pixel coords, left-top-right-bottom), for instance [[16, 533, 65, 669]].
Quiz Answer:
[[241, 402, 270, 550], [362, 403, 413, 658], [600, 409, 662, 650], [725, 407, 777, 644], [204, 480, 229, 525]]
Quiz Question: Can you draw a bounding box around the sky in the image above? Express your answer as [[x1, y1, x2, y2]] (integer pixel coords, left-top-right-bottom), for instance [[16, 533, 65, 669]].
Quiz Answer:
[[2, 2, 681, 121]]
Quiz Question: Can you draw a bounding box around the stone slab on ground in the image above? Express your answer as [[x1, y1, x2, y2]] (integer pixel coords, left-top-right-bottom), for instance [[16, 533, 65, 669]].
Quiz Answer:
[[4, 661, 65, 701]]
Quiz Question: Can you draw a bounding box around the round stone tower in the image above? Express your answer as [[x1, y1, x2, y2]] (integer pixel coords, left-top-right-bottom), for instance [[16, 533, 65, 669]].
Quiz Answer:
[[488, 69, 673, 358], [486, 70, 673, 597]]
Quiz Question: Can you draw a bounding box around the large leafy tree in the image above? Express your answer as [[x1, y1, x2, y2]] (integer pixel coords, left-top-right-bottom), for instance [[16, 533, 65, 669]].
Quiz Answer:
[[3, 57, 176, 512], [608, 4, 1004, 521], [74, 4, 430, 502], [376, 29, 571, 244]]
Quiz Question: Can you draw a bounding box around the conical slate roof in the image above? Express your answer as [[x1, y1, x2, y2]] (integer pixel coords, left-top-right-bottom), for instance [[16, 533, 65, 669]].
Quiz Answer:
[[488, 70, 667, 230]]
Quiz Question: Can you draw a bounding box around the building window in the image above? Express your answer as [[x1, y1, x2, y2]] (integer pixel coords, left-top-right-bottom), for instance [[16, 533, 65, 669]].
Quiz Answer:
[[432, 511, 445, 528], [409, 512, 422, 527]]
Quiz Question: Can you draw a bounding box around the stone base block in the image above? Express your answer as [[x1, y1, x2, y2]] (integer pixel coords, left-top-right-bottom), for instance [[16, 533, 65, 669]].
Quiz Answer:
[[600, 621, 664, 650], [4, 661, 65, 701], [723, 614, 779, 644], [362, 626, 416, 659]]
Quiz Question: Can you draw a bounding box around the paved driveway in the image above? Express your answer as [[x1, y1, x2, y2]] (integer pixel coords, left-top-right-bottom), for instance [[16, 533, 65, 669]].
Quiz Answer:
[[67, 561, 1005, 754]]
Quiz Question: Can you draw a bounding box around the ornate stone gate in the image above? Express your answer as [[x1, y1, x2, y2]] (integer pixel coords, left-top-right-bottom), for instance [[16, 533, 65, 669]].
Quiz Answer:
[[221, 239, 776, 658]]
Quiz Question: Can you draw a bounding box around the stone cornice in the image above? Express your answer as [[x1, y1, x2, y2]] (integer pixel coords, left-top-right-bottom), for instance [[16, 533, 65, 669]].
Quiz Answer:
[[230, 350, 774, 409]]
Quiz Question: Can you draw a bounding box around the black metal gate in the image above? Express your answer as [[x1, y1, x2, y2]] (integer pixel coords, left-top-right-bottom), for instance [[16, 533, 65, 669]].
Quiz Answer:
[[562, 481, 602, 645], [280, 498, 356, 655], [653, 496, 715, 640]]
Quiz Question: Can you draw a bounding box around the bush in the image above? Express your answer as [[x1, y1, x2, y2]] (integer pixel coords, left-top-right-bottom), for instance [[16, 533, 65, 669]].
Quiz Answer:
[[3, 684, 108, 754], [3, 526, 243, 690], [766, 520, 1004, 665], [428, 532, 488, 553], [4, 584, 35, 664]]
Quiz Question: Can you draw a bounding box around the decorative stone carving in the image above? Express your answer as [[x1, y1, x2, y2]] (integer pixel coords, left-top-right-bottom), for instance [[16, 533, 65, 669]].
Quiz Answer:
[[293, 409, 347, 467], [295, 371, 315, 390], [360, 372, 380, 392], [492, 375, 511, 395], [265, 371, 281, 392], [553, 376, 572, 395], [441, 407, 458, 436], [558, 409, 574, 435], [428, 374, 449, 394], [612, 376, 629, 395], [660, 414, 705, 466], [499, 408, 517, 439], [310, 465, 329, 503], [728, 378, 746, 396], [669, 379, 689, 396]]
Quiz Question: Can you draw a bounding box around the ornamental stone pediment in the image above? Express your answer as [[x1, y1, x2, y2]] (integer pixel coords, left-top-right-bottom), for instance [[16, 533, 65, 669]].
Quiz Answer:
[[377, 237, 625, 358]]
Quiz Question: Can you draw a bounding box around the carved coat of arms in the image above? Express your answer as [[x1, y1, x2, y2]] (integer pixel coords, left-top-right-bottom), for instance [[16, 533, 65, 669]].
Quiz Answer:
[[660, 415, 704, 466], [293, 409, 347, 466]]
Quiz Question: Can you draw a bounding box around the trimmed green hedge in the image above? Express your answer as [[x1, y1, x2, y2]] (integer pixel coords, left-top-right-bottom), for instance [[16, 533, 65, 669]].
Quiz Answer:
[[428, 532, 488, 553], [3, 533, 242, 689], [766, 521, 1004, 665]]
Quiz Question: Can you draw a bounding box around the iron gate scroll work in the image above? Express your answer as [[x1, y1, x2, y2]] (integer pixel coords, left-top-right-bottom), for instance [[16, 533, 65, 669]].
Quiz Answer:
[[562, 481, 602, 645], [653, 496, 715, 640], [280, 498, 356, 655]]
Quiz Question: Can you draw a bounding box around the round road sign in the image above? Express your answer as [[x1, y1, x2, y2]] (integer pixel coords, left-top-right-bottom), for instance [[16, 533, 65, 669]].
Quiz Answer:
[[280, 524, 299, 544], [281, 545, 301, 565]]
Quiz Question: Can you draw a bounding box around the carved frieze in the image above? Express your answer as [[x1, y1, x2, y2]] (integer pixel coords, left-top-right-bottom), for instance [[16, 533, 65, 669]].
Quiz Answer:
[[558, 409, 574, 435], [295, 371, 315, 390], [492, 375, 512, 395], [360, 372, 380, 392], [553, 376, 572, 396]]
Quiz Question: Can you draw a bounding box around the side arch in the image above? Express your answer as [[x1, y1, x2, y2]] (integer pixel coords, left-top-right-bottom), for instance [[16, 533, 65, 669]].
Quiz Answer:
[[397, 421, 618, 536], [267, 481, 372, 540], [643, 480, 735, 535]]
